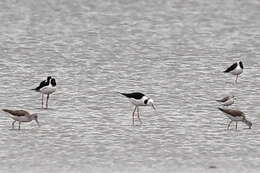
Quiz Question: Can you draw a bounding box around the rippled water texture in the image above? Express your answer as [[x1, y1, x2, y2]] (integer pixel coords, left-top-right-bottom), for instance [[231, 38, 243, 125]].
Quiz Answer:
[[0, 0, 260, 172]]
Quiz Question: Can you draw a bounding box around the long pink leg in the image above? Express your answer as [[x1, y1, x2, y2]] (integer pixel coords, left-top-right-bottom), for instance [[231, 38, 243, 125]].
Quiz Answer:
[[46, 94, 50, 109], [41, 94, 44, 108], [235, 75, 238, 83], [137, 107, 143, 125], [132, 106, 137, 125]]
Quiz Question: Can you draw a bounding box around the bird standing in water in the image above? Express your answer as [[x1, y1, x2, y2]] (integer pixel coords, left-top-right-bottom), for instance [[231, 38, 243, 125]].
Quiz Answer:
[[32, 76, 56, 109], [218, 107, 252, 130], [119, 92, 156, 125], [216, 95, 236, 107], [223, 61, 244, 83], [2, 109, 40, 130]]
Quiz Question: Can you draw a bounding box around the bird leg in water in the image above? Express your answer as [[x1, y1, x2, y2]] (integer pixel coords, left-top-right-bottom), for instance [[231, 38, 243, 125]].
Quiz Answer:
[[227, 121, 233, 129], [41, 94, 44, 108], [132, 106, 137, 125], [42, 94, 44, 108], [12, 121, 16, 129], [236, 122, 238, 130], [235, 75, 238, 83], [46, 94, 50, 109], [137, 107, 143, 125], [18, 122, 21, 130]]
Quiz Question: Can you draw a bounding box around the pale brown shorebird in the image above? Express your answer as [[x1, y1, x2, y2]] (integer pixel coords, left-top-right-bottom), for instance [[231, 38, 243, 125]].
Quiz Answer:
[[216, 95, 236, 107], [2, 109, 40, 130], [218, 107, 252, 130]]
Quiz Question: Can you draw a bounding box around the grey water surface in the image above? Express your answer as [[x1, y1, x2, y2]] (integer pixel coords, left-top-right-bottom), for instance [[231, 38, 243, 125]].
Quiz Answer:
[[0, 0, 260, 172]]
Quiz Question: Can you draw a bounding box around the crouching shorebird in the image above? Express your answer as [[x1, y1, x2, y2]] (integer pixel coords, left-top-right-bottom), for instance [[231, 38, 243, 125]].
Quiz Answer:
[[119, 92, 156, 125], [32, 76, 56, 109], [223, 61, 244, 83], [2, 109, 40, 130], [216, 95, 236, 107], [218, 107, 252, 130]]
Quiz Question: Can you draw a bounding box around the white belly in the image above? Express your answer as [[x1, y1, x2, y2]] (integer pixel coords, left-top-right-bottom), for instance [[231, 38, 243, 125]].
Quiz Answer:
[[9, 115, 31, 122], [130, 98, 146, 106], [230, 67, 243, 75], [222, 99, 234, 106], [40, 86, 56, 94], [226, 114, 243, 121]]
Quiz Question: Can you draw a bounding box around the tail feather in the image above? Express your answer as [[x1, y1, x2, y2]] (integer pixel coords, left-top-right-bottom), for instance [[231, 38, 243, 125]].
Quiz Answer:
[[117, 92, 127, 96], [31, 88, 40, 91], [2, 109, 13, 114]]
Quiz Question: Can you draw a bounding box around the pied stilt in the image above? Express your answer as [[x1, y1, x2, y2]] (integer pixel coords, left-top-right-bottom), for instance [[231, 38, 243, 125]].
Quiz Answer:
[[32, 76, 56, 109], [223, 61, 243, 83], [119, 92, 156, 125]]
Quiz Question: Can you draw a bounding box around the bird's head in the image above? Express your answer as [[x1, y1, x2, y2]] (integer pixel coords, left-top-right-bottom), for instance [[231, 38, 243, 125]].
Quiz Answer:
[[31, 113, 40, 127], [146, 98, 156, 110], [47, 76, 52, 81], [243, 119, 252, 129]]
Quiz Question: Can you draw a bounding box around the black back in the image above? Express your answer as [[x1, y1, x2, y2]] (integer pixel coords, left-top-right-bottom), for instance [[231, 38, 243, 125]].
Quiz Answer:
[[120, 92, 145, 99], [33, 76, 52, 91], [224, 62, 237, 73]]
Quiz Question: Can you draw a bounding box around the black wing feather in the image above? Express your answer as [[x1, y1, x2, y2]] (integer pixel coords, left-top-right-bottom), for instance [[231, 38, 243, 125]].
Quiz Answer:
[[119, 92, 145, 99], [32, 80, 48, 91], [224, 63, 237, 73]]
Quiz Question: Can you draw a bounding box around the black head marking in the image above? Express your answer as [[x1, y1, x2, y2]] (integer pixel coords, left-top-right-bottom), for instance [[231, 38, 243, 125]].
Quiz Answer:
[[51, 78, 56, 86], [239, 61, 243, 69], [47, 76, 52, 81], [144, 99, 149, 104]]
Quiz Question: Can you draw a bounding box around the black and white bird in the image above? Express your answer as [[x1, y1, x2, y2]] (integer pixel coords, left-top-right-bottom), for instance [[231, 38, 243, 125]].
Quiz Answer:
[[119, 92, 156, 125], [32, 76, 56, 109], [218, 107, 252, 130], [216, 95, 235, 107], [223, 61, 244, 83], [2, 109, 40, 130]]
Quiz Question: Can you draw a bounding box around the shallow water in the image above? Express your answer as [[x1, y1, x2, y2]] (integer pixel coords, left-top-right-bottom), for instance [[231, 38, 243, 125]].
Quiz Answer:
[[0, 0, 260, 172]]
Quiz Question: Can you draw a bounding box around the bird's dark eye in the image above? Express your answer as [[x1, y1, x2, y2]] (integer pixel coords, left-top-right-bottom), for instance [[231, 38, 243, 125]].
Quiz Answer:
[[144, 99, 148, 104]]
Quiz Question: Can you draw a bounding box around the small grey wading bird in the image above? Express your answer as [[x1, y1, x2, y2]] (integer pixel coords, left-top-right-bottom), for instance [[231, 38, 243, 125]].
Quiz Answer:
[[32, 76, 56, 109], [218, 107, 252, 130], [223, 61, 243, 83], [216, 95, 235, 107], [2, 109, 40, 130], [119, 92, 156, 125]]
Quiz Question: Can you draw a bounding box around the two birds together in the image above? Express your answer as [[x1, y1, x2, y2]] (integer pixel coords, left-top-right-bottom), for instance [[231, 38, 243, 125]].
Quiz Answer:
[[2, 91, 152, 129], [2, 76, 56, 130], [216, 61, 252, 130], [0, 61, 247, 130]]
